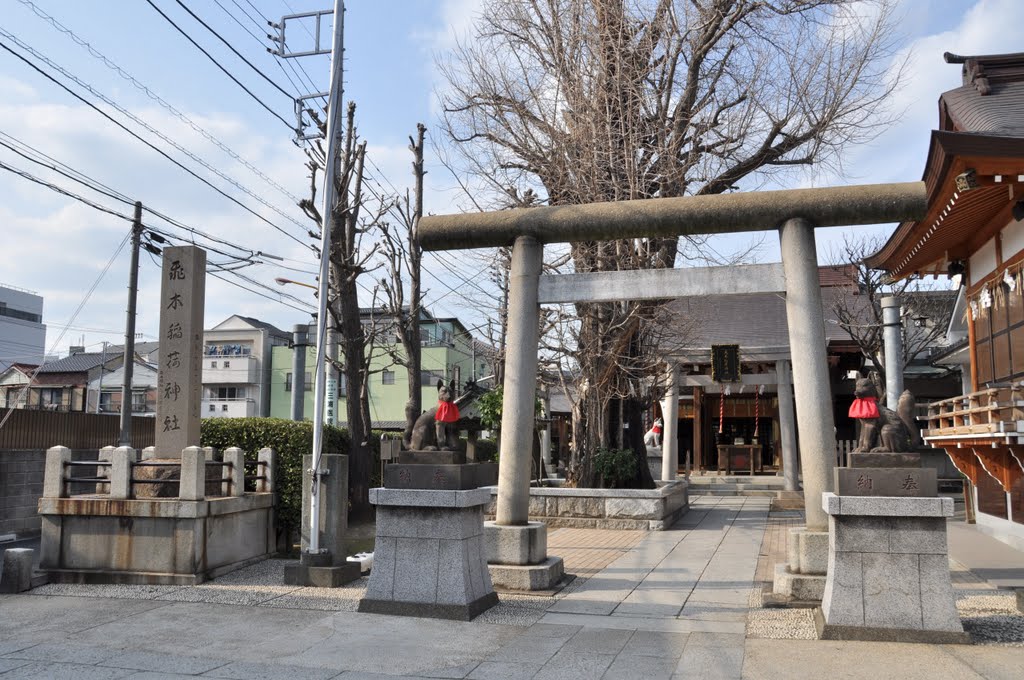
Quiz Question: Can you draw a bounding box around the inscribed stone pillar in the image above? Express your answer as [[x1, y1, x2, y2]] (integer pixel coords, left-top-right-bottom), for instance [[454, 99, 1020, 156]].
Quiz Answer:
[[779, 219, 835, 531], [155, 246, 206, 458], [661, 364, 679, 482], [776, 359, 799, 492], [496, 235, 543, 526]]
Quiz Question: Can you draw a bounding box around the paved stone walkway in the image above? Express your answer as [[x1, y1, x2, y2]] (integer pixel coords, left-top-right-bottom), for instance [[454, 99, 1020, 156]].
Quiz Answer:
[[2, 495, 1022, 679]]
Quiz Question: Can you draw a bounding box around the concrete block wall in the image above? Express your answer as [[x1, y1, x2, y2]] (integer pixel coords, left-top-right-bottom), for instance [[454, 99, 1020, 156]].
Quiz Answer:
[[0, 449, 96, 538]]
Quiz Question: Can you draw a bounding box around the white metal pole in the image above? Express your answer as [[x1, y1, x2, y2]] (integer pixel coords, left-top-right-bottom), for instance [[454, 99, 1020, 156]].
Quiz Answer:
[[309, 0, 345, 555]]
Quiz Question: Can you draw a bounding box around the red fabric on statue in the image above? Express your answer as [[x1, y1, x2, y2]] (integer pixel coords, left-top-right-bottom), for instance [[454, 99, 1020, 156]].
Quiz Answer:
[[849, 397, 879, 419], [435, 401, 460, 423]]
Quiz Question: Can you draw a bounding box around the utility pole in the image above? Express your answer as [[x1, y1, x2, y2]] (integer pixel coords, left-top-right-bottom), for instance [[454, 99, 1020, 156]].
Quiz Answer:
[[307, 0, 345, 555], [95, 341, 107, 414], [118, 201, 142, 446]]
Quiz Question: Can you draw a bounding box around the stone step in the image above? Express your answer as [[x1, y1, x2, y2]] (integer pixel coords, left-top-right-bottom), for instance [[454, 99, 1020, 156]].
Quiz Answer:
[[687, 482, 783, 491], [689, 488, 779, 497]]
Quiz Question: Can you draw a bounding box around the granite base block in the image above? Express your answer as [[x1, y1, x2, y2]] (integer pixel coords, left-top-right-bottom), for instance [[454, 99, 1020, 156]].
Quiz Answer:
[[358, 592, 499, 621], [397, 450, 466, 465], [772, 563, 826, 602], [384, 463, 498, 490], [815, 608, 970, 644], [820, 492, 964, 642], [0, 548, 34, 593], [484, 521, 548, 565], [360, 487, 496, 620], [488, 556, 565, 591]]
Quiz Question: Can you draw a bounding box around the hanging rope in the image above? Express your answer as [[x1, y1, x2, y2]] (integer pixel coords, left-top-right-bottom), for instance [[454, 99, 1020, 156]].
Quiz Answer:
[[718, 390, 725, 435], [753, 386, 760, 439]]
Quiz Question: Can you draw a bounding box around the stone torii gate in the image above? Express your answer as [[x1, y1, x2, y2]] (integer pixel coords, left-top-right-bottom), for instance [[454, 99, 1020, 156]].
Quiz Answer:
[[419, 182, 926, 589]]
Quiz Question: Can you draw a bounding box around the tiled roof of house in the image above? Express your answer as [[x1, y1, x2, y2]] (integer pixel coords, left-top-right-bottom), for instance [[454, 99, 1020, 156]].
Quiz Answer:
[[36, 352, 108, 374]]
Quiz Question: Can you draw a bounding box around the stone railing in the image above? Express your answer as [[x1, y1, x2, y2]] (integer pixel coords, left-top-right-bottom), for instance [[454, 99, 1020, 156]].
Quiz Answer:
[[43, 445, 275, 500], [923, 385, 1024, 438]]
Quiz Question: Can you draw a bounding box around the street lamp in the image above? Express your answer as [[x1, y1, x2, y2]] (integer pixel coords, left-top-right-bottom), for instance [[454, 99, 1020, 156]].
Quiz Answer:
[[274, 277, 318, 292]]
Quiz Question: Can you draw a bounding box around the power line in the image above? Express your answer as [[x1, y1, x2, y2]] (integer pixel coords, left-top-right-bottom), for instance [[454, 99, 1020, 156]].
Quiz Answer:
[[0, 30, 307, 233], [0, 34, 313, 250], [0, 159, 133, 222], [172, 0, 295, 99], [15, 0, 302, 204], [143, 0, 294, 131]]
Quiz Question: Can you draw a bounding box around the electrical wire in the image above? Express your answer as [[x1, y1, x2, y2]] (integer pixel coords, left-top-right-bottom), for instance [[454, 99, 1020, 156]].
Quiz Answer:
[[0, 159, 133, 222], [172, 0, 295, 99], [143, 0, 294, 130], [0, 35, 313, 250], [15, 0, 302, 204]]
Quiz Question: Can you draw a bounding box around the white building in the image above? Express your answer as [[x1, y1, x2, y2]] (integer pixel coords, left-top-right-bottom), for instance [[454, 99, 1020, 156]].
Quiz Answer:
[[0, 284, 45, 374], [202, 315, 290, 418]]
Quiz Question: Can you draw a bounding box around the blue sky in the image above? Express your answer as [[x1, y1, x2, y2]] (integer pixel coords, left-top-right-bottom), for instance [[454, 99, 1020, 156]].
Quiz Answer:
[[0, 0, 1020, 361]]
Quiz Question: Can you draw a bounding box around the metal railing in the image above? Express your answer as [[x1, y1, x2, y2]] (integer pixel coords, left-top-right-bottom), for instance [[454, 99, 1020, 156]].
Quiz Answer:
[[46, 446, 276, 500]]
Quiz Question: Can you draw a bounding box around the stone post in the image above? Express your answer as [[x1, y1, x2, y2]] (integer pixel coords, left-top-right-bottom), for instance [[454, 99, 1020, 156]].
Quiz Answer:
[[661, 363, 679, 482], [0, 548, 33, 593], [97, 445, 115, 493], [109, 446, 138, 500], [496, 235, 543, 526], [141, 446, 157, 460], [881, 296, 903, 407], [779, 218, 836, 532], [43, 446, 71, 498], [155, 246, 206, 458], [776, 359, 799, 492], [257, 447, 276, 492], [291, 323, 308, 421], [223, 447, 245, 497], [179, 446, 206, 501]]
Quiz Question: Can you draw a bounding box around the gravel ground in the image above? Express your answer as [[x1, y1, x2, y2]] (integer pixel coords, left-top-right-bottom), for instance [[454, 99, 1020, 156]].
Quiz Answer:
[[745, 588, 1024, 645]]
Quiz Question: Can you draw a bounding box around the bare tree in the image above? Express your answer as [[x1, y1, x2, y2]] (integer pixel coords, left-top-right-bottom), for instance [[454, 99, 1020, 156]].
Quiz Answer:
[[438, 0, 903, 485], [300, 102, 386, 514], [378, 124, 427, 443], [828, 234, 955, 402]]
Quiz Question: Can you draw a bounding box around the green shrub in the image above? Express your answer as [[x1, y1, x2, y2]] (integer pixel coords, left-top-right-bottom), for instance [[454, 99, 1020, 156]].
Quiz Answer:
[[472, 438, 499, 462], [592, 447, 637, 488], [200, 418, 350, 542]]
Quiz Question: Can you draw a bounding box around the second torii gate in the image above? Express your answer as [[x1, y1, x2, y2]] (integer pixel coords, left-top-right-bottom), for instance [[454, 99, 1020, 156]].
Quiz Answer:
[[418, 182, 926, 589]]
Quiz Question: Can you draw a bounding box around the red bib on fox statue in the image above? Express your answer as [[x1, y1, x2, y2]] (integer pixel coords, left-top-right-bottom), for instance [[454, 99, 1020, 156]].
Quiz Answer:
[[849, 396, 879, 419], [436, 400, 460, 423]]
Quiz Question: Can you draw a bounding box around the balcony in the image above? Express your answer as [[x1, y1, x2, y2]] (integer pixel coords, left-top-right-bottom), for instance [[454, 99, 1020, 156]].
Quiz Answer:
[[923, 386, 1024, 494], [202, 355, 258, 384], [201, 398, 256, 419]]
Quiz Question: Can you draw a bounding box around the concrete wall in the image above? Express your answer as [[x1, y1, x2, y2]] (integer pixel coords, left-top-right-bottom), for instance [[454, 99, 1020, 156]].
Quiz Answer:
[[0, 449, 98, 538], [484, 480, 689, 530]]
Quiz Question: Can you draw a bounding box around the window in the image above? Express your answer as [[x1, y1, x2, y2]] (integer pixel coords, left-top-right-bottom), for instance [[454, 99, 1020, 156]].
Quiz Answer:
[[39, 388, 63, 408], [99, 392, 115, 413], [420, 328, 430, 344], [223, 361, 230, 368], [421, 370, 444, 387], [215, 387, 241, 400], [339, 374, 347, 397], [382, 369, 395, 385], [209, 404, 216, 412], [285, 372, 293, 392], [222, 404, 229, 411], [132, 391, 147, 412], [210, 361, 218, 368], [304, 372, 313, 391]]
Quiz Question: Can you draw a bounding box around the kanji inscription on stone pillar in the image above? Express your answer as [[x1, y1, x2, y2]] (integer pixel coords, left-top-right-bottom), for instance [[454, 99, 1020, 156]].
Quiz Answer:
[[155, 246, 206, 458]]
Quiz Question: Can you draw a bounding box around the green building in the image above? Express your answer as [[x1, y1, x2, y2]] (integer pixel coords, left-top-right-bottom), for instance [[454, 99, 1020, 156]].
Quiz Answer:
[[269, 312, 493, 428]]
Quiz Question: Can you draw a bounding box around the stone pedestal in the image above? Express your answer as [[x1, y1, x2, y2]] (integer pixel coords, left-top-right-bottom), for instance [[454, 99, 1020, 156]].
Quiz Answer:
[[384, 462, 497, 490], [818, 493, 968, 643], [358, 487, 497, 620], [772, 527, 828, 602], [0, 548, 34, 593], [485, 521, 564, 591]]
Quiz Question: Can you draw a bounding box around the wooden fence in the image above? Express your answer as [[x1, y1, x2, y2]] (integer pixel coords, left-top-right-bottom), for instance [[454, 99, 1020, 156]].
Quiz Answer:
[[0, 407, 155, 450]]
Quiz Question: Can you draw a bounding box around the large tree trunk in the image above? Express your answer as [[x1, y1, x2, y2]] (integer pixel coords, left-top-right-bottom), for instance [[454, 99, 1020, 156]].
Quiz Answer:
[[336, 277, 371, 516]]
